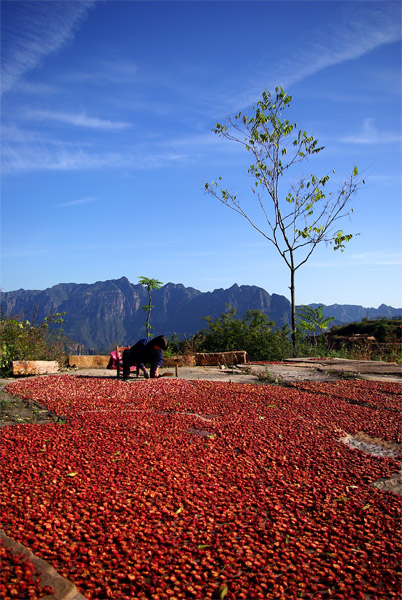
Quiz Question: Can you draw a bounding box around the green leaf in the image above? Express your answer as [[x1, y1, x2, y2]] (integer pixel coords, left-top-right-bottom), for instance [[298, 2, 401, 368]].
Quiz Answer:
[[66, 472, 78, 477], [219, 584, 228, 599]]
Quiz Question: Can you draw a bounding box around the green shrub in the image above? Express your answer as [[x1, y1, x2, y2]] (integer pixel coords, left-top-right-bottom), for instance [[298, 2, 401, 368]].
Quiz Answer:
[[0, 313, 67, 377], [189, 308, 292, 362]]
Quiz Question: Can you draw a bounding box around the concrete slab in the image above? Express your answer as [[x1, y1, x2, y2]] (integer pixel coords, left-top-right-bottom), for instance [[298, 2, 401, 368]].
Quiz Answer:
[[62, 358, 401, 384]]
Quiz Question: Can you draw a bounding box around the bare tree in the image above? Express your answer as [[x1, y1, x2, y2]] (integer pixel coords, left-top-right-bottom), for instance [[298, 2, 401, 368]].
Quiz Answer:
[[205, 87, 363, 353]]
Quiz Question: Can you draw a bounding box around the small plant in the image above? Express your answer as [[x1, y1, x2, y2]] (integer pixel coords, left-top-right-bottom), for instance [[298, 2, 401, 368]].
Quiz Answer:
[[138, 277, 163, 338], [0, 392, 11, 413], [258, 367, 278, 384], [297, 305, 335, 345]]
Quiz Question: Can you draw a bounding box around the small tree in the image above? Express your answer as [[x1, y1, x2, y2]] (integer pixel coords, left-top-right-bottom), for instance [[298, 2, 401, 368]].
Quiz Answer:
[[297, 304, 335, 345], [138, 276, 163, 338], [205, 87, 363, 354]]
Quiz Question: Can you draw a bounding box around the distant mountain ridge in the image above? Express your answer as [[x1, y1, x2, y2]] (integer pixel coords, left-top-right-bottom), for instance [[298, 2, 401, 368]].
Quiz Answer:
[[1, 277, 400, 352]]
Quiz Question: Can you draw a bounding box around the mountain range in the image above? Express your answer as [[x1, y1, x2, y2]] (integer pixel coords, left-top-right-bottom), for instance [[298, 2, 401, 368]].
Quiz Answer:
[[1, 277, 400, 353]]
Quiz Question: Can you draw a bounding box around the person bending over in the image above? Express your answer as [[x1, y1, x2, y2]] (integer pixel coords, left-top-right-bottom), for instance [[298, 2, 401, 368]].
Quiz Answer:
[[122, 335, 169, 380]]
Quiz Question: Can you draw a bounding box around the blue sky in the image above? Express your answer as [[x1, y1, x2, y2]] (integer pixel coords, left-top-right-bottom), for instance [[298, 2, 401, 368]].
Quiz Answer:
[[1, 0, 401, 308]]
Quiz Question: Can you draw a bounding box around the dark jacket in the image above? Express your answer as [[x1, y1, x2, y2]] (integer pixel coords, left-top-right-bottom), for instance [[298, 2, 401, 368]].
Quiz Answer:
[[123, 335, 168, 378], [128, 338, 163, 371]]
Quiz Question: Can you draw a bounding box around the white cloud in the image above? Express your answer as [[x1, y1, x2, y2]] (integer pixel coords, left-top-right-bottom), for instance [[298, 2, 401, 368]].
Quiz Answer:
[[1, 142, 190, 174], [60, 59, 139, 87], [232, 2, 401, 109], [308, 251, 402, 268], [11, 80, 60, 97], [56, 196, 97, 208], [2, 1, 400, 176], [288, 3, 400, 81], [1, 0, 96, 96], [337, 118, 401, 145], [350, 252, 402, 266], [27, 109, 132, 130]]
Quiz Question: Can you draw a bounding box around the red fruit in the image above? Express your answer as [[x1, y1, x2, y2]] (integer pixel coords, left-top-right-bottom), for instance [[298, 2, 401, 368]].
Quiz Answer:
[[1, 376, 400, 600]]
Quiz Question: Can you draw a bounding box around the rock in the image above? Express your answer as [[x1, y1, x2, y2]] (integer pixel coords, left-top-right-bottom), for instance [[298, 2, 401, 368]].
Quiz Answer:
[[12, 361, 60, 376]]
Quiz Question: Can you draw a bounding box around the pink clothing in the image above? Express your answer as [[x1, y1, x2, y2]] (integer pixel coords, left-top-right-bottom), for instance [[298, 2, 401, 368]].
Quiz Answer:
[[108, 349, 136, 371]]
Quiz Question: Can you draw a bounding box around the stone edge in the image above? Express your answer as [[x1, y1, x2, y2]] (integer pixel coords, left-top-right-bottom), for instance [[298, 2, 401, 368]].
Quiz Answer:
[[0, 530, 86, 600]]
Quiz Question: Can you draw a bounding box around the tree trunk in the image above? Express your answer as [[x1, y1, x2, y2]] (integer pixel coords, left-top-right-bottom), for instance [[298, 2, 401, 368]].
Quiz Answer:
[[290, 267, 296, 356], [146, 289, 152, 338]]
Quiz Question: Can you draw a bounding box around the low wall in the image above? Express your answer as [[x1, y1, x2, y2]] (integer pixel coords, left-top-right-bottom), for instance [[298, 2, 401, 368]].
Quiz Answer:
[[195, 351, 248, 366], [163, 355, 196, 367], [68, 355, 110, 368], [68, 355, 195, 369], [67, 350, 249, 369], [164, 352, 248, 367]]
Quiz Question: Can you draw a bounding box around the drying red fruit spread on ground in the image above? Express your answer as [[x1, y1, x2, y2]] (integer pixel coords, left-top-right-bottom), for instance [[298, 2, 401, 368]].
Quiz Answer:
[[1, 376, 401, 599]]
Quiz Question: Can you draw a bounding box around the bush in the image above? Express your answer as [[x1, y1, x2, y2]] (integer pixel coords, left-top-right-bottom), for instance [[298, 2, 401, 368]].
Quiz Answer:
[[0, 313, 67, 377], [190, 308, 292, 361], [331, 318, 401, 342]]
